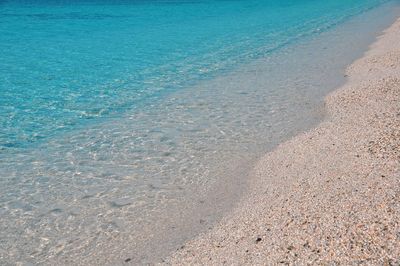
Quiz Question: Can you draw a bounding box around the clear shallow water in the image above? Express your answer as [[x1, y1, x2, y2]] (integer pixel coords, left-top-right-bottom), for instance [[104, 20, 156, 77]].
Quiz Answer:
[[0, 0, 396, 149], [0, 0, 399, 264]]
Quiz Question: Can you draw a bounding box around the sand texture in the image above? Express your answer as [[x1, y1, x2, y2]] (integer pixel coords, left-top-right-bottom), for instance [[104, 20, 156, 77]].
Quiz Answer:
[[164, 18, 400, 265]]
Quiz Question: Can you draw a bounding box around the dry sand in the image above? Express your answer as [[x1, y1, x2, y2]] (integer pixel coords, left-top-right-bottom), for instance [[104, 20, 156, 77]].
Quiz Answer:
[[164, 18, 400, 265]]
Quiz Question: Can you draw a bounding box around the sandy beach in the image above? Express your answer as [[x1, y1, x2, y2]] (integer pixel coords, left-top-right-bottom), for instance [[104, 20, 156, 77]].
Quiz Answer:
[[164, 18, 400, 265], [2, 1, 400, 265]]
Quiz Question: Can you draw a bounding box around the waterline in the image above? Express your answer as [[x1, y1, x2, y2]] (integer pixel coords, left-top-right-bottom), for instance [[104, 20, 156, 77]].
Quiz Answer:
[[1, 0, 399, 264]]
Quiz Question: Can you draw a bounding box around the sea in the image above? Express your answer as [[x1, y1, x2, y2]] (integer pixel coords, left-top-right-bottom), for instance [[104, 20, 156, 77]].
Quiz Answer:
[[0, 0, 399, 264]]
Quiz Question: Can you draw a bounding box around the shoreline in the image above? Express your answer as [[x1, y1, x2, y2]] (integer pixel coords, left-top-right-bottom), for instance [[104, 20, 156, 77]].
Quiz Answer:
[[164, 17, 400, 264], [1, 2, 400, 265]]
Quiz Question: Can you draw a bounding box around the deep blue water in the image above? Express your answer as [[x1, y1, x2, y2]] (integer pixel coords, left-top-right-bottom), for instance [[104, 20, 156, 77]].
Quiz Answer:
[[0, 0, 399, 264]]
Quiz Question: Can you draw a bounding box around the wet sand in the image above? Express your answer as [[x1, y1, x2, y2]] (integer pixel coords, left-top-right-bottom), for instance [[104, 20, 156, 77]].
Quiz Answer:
[[164, 18, 400, 265]]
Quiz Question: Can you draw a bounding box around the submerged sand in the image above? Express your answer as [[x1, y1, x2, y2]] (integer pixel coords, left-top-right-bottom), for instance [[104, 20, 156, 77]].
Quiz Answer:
[[164, 18, 400, 264]]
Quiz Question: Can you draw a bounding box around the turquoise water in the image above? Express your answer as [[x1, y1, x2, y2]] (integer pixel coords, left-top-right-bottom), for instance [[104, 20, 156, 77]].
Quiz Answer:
[[0, 0, 393, 149], [0, 0, 399, 264]]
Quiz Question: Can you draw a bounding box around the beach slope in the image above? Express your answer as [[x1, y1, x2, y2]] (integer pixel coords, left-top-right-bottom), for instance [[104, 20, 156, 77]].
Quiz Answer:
[[165, 18, 400, 265]]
